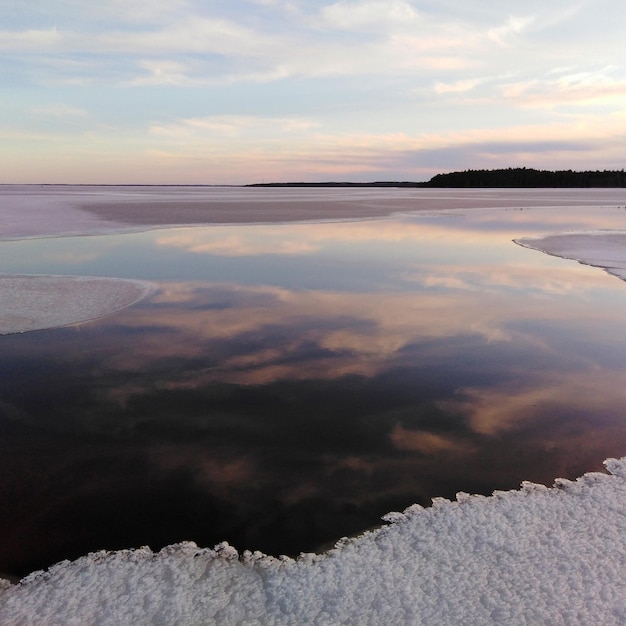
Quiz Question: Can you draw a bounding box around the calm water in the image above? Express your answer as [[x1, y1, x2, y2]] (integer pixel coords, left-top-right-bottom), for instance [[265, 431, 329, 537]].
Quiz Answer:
[[3, 204, 626, 577]]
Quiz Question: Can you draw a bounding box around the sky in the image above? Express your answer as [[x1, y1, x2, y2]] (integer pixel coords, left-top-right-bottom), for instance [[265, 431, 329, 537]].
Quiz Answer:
[[1, 0, 626, 184]]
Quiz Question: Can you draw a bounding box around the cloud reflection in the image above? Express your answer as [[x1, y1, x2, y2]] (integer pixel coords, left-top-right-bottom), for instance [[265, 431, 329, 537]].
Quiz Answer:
[[4, 206, 626, 576], [152, 207, 626, 260], [105, 267, 618, 388], [4, 267, 626, 575], [155, 230, 318, 256], [389, 424, 466, 454], [444, 368, 626, 436]]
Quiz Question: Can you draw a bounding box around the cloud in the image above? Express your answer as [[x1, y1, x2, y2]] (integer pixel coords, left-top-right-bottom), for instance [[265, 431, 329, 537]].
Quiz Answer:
[[101, 0, 191, 22], [30, 104, 89, 117], [320, 0, 421, 32], [150, 114, 318, 141], [4, 0, 626, 181], [433, 77, 487, 94], [500, 68, 626, 108], [130, 60, 193, 86], [0, 28, 63, 51], [4, 104, 626, 183], [487, 15, 534, 45], [137, 108, 626, 182], [0, 5, 537, 86], [0, 17, 280, 60], [97, 17, 279, 57]]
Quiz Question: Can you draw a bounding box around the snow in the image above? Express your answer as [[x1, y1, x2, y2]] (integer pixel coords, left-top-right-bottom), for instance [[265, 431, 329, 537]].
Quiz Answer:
[[2, 459, 626, 625]]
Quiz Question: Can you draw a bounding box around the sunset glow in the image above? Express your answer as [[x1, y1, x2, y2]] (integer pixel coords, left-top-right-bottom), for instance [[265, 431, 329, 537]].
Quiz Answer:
[[2, 1, 625, 183]]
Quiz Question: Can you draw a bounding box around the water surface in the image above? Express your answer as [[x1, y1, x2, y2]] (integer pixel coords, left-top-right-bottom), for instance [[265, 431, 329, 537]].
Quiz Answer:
[[2, 204, 626, 577]]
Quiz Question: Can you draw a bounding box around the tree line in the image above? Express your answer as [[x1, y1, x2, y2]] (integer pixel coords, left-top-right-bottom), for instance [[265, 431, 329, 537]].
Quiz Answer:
[[424, 168, 626, 188]]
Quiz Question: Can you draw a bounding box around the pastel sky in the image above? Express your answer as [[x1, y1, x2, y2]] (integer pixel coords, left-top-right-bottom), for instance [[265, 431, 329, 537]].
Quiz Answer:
[[2, 0, 625, 184]]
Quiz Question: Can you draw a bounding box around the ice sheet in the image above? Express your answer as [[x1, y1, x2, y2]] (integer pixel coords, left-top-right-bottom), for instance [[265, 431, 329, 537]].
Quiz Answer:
[[3, 186, 626, 241]]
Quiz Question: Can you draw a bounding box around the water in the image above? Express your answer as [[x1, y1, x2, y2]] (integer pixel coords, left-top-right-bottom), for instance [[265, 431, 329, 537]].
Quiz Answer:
[[3, 203, 626, 577]]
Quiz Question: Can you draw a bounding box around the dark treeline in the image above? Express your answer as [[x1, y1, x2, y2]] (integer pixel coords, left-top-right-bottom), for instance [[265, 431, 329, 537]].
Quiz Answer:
[[248, 168, 626, 188], [425, 168, 626, 188]]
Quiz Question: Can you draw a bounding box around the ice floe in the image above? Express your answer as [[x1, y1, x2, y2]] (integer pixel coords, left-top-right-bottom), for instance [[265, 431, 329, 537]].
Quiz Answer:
[[516, 230, 626, 283], [0, 275, 156, 335]]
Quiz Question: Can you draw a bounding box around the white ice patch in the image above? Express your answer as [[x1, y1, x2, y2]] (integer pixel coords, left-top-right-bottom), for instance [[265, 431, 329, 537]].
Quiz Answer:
[[516, 230, 626, 282], [2, 458, 626, 625], [0, 275, 156, 334]]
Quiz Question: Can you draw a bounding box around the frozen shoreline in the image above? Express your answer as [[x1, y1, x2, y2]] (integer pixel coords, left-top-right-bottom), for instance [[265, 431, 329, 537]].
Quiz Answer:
[[2, 459, 626, 624]]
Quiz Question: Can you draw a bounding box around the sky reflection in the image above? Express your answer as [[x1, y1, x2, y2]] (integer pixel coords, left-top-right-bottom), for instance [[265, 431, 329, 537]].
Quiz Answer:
[[3, 206, 626, 577]]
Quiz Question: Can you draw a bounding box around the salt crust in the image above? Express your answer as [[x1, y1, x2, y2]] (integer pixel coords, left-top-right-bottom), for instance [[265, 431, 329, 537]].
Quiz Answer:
[[2, 458, 626, 625], [0, 275, 156, 335]]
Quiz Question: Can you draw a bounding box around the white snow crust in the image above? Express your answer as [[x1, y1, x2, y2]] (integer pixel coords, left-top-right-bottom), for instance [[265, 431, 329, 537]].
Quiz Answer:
[[2, 458, 626, 625]]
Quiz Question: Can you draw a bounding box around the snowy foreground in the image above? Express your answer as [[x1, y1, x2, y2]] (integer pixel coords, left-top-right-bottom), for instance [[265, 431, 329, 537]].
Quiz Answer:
[[3, 458, 626, 625]]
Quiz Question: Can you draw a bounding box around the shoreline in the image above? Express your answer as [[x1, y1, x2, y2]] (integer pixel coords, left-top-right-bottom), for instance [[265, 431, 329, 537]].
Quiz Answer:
[[3, 457, 626, 623]]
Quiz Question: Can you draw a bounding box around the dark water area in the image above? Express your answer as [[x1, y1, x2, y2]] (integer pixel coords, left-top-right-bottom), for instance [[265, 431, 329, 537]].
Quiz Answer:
[[3, 205, 626, 578]]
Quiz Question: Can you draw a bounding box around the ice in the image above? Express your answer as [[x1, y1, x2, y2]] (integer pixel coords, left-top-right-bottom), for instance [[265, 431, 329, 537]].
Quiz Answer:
[[516, 231, 626, 283], [2, 458, 626, 624], [2, 186, 626, 242], [0, 275, 156, 335]]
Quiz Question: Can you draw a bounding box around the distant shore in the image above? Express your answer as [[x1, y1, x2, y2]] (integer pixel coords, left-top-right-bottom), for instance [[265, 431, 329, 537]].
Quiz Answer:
[[4, 167, 626, 190]]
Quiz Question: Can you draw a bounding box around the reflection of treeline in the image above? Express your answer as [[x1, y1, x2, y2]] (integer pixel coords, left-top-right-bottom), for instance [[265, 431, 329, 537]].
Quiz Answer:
[[426, 168, 626, 188], [249, 168, 626, 188]]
